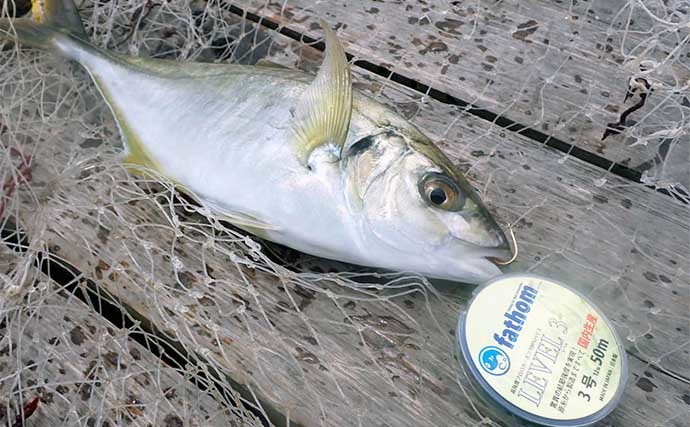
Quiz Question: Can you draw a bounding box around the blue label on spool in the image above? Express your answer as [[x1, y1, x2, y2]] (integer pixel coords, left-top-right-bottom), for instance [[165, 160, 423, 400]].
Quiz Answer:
[[479, 346, 511, 376]]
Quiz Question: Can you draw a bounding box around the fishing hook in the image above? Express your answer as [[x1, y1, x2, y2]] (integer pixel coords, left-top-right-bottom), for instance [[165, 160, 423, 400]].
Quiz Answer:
[[491, 224, 518, 266]]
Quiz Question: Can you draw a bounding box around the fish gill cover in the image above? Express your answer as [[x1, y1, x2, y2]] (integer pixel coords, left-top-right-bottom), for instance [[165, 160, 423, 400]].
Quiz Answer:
[[0, 1, 688, 426]]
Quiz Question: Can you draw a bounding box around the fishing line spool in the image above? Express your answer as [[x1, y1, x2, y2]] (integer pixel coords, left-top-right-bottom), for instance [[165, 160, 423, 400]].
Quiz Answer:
[[456, 274, 627, 426]]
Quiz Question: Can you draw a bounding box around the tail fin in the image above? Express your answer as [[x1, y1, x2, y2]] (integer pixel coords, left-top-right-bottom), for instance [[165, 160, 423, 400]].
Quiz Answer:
[[0, 0, 88, 49]]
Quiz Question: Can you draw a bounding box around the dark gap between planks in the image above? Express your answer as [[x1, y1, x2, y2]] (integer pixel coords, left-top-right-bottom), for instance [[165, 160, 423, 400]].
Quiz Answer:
[[628, 350, 690, 385], [221, 2, 688, 204], [0, 221, 279, 427], [1, 3, 687, 418]]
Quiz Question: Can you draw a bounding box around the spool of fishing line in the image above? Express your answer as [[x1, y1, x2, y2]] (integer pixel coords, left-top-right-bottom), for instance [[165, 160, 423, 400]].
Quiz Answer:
[[456, 274, 627, 426]]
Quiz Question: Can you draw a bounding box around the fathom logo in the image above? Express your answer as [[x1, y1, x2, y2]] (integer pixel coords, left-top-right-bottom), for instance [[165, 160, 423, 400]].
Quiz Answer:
[[493, 284, 538, 350], [479, 346, 510, 376]]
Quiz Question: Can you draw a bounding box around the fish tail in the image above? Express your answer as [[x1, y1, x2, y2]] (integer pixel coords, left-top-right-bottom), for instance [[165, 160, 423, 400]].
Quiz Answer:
[[1, 0, 89, 51]]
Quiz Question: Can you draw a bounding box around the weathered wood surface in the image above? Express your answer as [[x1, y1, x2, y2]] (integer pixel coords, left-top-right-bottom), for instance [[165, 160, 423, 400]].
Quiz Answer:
[[1, 1, 688, 426], [0, 249, 261, 427], [236, 0, 690, 192], [2, 25, 687, 427]]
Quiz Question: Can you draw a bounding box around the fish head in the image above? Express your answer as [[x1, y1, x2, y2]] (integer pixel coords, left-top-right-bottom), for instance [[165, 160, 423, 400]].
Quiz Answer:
[[343, 125, 510, 284]]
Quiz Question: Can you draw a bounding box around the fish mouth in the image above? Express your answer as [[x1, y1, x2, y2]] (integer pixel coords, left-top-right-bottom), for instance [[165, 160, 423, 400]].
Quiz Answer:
[[483, 213, 511, 249], [446, 225, 512, 260], [443, 255, 504, 284], [470, 212, 515, 265], [441, 239, 511, 282], [456, 209, 511, 250]]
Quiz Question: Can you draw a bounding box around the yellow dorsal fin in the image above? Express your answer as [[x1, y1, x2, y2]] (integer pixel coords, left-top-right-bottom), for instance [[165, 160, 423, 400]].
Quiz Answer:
[[292, 20, 352, 166]]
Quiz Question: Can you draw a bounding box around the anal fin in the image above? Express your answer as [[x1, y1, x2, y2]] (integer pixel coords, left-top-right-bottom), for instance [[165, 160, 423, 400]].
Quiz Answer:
[[122, 134, 158, 176], [197, 198, 278, 232], [91, 76, 161, 176]]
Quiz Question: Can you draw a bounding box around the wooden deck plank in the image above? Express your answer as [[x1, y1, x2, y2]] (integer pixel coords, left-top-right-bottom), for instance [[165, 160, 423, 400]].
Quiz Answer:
[[0, 249, 261, 427], [2, 31, 688, 427], [236, 0, 690, 192], [1, 2, 688, 425]]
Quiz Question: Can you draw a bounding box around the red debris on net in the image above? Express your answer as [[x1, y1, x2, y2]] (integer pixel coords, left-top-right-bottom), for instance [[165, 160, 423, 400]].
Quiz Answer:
[[12, 396, 40, 427], [0, 147, 33, 218]]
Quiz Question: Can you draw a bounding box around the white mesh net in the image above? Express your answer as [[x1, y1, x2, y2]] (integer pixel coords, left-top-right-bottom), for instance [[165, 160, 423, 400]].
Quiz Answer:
[[1, 1, 688, 426]]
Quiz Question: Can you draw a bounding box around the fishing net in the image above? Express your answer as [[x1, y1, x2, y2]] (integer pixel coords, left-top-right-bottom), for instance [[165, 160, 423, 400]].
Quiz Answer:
[[1, 1, 688, 426]]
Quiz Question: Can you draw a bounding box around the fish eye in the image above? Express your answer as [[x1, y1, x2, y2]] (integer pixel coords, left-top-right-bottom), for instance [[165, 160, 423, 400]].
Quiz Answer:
[[429, 187, 447, 205], [419, 173, 465, 211]]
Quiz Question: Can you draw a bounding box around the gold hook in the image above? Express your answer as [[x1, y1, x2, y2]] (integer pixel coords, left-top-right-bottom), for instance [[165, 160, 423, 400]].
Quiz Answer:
[[491, 224, 518, 266]]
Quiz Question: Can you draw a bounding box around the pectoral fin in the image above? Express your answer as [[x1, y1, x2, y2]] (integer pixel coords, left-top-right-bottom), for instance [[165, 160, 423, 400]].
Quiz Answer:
[[292, 21, 352, 165], [215, 210, 277, 231]]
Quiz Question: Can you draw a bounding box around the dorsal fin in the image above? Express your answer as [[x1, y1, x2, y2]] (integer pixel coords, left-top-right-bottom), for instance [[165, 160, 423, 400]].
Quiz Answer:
[[292, 20, 352, 166]]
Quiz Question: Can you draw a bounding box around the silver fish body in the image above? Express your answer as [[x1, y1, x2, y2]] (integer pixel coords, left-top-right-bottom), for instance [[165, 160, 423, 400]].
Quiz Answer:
[[2, 0, 511, 283]]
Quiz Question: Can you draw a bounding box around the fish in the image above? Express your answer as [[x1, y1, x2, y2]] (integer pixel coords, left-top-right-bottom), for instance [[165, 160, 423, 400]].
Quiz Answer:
[[0, 0, 512, 284]]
